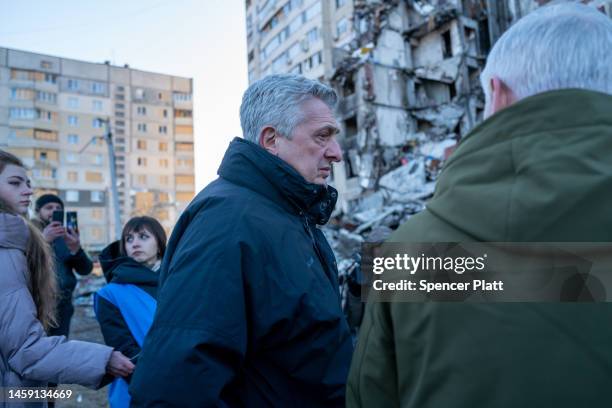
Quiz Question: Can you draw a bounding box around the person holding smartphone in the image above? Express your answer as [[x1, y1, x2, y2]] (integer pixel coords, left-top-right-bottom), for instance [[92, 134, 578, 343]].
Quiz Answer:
[[32, 194, 93, 338], [94, 216, 166, 408]]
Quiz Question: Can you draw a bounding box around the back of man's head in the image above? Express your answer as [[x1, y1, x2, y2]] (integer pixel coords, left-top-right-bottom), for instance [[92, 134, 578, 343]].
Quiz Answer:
[[481, 2, 612, 108], [239, 74, 337, 144]]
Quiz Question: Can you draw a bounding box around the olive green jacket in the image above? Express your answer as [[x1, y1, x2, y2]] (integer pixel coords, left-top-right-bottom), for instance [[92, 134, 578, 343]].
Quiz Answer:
[[347, 90, 612, 408]]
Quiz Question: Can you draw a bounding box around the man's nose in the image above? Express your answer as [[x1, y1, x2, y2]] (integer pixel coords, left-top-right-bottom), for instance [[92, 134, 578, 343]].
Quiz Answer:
[[325, 138, 343, 163], [24, 187, 33, 196]]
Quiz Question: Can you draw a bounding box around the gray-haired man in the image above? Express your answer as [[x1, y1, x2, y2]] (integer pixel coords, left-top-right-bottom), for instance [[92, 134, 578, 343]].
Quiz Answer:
[[130, 74, 352, 407]]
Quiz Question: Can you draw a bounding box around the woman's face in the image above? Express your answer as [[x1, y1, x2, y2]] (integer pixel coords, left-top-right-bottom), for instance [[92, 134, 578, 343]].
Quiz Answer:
[[124, 227, 159, 267], [0, 164, 33, 215]]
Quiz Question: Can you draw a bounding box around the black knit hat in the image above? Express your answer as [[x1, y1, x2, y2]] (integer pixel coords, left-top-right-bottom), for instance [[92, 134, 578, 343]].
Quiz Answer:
[[35, 194, 64, 212]]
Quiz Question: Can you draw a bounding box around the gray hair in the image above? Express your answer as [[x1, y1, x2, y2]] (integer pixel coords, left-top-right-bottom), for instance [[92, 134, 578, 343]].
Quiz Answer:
[[481, 2, 612, 105], [240, 74, 338, 143]]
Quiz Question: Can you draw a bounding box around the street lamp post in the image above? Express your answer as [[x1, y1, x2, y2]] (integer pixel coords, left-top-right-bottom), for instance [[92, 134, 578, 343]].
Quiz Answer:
[[81, 119, 122, 240], [101, 119, 122, 241]]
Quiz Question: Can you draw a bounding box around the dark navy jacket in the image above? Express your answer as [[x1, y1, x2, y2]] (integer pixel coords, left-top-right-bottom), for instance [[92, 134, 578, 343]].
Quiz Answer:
[[130, 138, 353, 407], [52, 238, 93, 299]]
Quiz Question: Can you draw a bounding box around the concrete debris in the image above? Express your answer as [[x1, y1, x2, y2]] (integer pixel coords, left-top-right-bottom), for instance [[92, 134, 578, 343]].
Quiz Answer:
[[412, 0, 436, 16], [412, 103, 464, 130], [414, 56, 461, 84], [379, 158, 426, 195], [418, 138, 457, 161]]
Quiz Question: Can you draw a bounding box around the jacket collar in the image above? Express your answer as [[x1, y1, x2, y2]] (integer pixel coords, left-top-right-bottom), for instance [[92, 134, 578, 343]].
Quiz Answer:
[[217, 138, 337, 225], [0, 213, 28, 251]]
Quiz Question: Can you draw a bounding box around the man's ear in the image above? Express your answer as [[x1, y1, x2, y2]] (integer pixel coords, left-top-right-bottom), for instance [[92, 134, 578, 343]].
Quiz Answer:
[[259, 126, 278, 155], [490, 76, 516, 115]]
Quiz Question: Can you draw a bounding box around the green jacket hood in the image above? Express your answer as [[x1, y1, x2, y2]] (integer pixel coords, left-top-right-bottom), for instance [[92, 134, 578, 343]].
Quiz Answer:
[[412, 89, 612, 242]]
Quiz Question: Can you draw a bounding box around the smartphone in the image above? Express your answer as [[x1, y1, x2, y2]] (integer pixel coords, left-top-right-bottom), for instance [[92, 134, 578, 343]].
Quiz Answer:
[[52, 210, 64, 224], [66, 211, 78, 234]]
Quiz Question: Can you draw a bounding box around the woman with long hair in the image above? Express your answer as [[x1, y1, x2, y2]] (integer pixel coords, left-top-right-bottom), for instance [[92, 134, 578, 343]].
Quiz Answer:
[[95, 216, 167, 408], [0, 150, 135, 407]]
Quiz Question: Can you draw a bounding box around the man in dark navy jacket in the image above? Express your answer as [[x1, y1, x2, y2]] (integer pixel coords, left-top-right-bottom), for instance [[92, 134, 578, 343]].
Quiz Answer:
[[33, 194, 93, 337], [130, 74, 353, 407]]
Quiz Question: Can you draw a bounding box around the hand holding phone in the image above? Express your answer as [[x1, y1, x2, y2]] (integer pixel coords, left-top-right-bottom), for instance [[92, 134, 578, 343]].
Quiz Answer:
[[52, 210, 64, 224], [43, 212, 65, 243], [66, 211, 79, 235]]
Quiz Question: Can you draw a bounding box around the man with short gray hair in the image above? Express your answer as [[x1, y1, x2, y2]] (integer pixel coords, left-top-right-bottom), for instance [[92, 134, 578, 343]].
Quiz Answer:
[[130, 74, 352, 407], [348, 3, 612, 407]]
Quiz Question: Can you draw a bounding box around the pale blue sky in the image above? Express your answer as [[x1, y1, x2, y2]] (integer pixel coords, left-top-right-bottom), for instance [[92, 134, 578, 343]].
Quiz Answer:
[[1, 0, 248, 190]]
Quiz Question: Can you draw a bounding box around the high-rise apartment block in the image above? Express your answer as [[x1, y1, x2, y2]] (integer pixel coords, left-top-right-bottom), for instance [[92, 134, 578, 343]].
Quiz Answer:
[[246, 0, 355, 83], [0, 47, 195, 252]]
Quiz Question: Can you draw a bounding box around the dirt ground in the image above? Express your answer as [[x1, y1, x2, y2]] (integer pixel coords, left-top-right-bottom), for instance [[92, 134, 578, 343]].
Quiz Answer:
[[55, 303, 109, 408]]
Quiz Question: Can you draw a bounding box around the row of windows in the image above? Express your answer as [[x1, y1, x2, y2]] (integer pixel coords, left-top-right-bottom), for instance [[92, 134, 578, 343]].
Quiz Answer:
[[65, 172, 105, 184], [136, 156, 181, 169], [9, 88, 58, 104], [260, 0, 304, 33], [67, 97, 104, 111], [8, 108, 106, 129], [64, 151, 102, 163], [66, 79, 106, 94], [137, 106, 190, 118], [29, 164, 105, 191], [132, 174, 193, 187], [31, 148, 103, 166], [133, 157, 193, 168], [260, 1, 321, 62], [9, 108, 56, 121], [63, 190, 104, 202], [266, 26, 319, 74], [10, 88, 106, 111], [268, 51, 323, 77], [66, 116, 104, 128], [137, 123, 169, 134], [136, 140, 169, 151], [11, 69, 57, 83], [8, 129, 76, 143], [173, 92, 192, 102]]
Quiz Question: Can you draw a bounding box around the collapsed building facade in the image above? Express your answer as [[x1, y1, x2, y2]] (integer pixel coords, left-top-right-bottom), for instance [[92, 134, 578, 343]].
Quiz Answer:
[[325, 0, 612, 283]]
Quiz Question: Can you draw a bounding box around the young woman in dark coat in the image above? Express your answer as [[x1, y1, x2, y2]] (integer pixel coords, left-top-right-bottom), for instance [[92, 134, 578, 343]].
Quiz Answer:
[[94, 216, 166, 408]]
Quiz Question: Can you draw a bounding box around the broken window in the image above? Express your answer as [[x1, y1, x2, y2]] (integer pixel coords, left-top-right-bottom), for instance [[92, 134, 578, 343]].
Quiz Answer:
[[468, 65, 480, 89], [344, 116, 358, 139], [416, 80, 452, 106], [346, 149, 360, 178], [441, 30, 452, 59], [342, 74, 356, 97], [464, 26, 477, 56]]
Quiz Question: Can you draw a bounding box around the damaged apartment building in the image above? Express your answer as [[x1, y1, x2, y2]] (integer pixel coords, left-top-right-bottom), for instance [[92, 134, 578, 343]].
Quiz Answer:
[[326, 0, 612, 223]]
